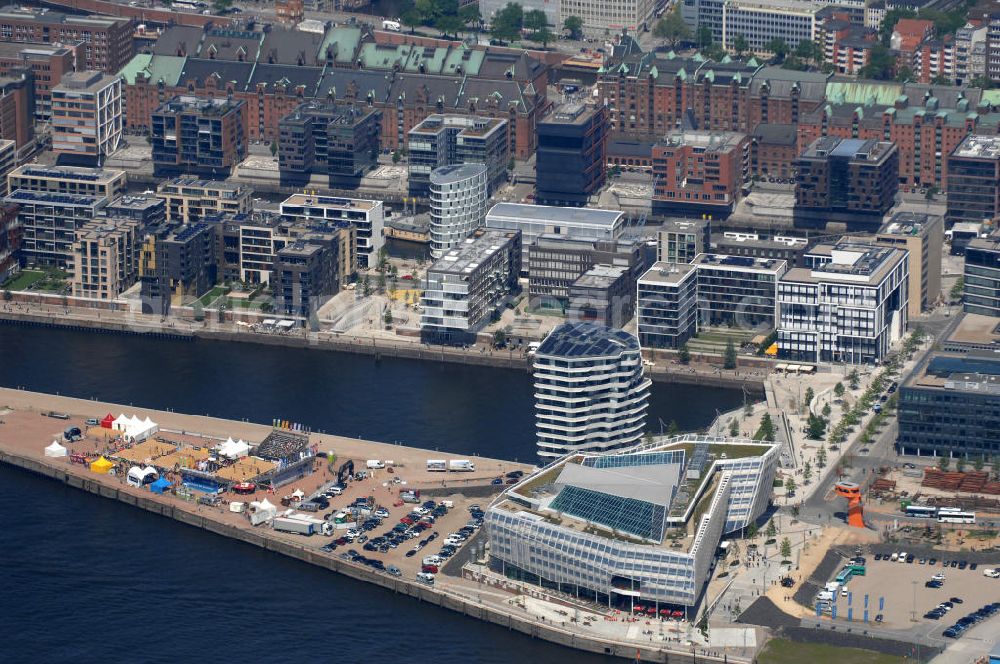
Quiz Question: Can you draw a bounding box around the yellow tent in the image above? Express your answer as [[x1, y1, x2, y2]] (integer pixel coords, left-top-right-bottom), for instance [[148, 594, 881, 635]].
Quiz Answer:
[[765, 342, 778, 357], [90, 456, 114, 474]]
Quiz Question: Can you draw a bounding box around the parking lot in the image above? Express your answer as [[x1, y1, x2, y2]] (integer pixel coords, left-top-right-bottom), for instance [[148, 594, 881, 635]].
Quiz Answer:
[[825, 553, 1000, 639]]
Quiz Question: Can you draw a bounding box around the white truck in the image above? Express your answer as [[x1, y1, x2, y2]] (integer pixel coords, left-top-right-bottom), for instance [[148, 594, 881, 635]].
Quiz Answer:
[[273, 517, 319, 536], [366, 460, 386, 469], [427, 459, 447, 472], [281, 514, 334, 536], [448, 459, 475, 472], [382, 19, 401, 31]]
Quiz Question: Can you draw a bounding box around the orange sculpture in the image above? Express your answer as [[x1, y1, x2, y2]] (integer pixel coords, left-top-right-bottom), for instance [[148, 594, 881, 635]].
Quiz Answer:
[[835, 481, 865, 528]]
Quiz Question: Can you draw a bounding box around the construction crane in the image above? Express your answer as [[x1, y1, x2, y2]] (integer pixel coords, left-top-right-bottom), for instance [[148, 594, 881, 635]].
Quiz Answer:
[[834, 481, 865, 528]]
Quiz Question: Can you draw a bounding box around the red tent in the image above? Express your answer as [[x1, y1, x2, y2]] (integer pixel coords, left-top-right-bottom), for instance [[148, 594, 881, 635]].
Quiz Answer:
[[100, 413, 114, 429]]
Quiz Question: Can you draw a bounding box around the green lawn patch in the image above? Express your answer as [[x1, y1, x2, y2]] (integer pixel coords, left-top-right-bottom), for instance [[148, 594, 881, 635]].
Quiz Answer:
[[198, 286, 228, 307], [2, 269, 46, 291], [758, 638, 906, 664]]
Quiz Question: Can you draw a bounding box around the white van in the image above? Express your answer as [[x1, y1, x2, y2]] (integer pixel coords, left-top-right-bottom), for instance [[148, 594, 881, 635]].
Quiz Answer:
[[382, 19, 401, 32], [417, 572, 435, 585], [898, 551, 908, 563], [366, 460, 385, 469], [890, 552, 899, 561], [423, 555, 443, 566], [527, 341, 541, 356]]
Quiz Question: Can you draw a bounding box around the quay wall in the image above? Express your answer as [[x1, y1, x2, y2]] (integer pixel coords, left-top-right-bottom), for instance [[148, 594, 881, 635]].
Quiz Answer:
[[0, 310, 766, 392], [0, 449, 742, 664]]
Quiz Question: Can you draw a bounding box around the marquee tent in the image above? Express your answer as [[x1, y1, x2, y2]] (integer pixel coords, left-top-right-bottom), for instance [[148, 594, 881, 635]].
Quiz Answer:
[[217, 438, 251, 460], [149, 477, 172, 494], [44, 440, 68, 457], [90, 456, 114, 474], [100, 413, 115, 429], [127, 465, 158, 487], [112, 413, 159, 442], [248, 498, 277, 526]]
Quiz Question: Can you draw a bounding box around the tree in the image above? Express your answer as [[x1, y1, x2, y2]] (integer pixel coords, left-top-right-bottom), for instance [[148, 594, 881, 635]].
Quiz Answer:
[[729, 418, 739, 437], [765, 518, 777, 539], [971, 75, 997, 90], [523, 9, 548, 31], [784, 476, 797, 494], [667, 420, 680, 437], [731, 34, 749, 56], [765, 38, 789, 62], [269, 141, 277, 157], [780, 537, 792, 560], [746, 521, 758, 540], [678, 343, 691, 364], [491, 2, 524, 42], [834, 382, 845, 399], [401, 8, 422, 34], [938, 455, 950, 471], [213, 0, 232, 12], [435, 14, 464, 38], [804, 386, 815, 407], [653, 7, 691, 48], [956, 457, 966, 473], [493, 329, 507, 348], [781, 55, 808, 71], [562, 15, 583, 40], [756, 413, 776, 442], [895, 66, 914, 83], [974, 455, 985, 472], [459, 4, 482, 32], [529, 26, 555, 47], [817, 445, 827, 469], [879, 8, 916, 45], [803, 460, 813, 484], [384, 309, 394, 327], [696, 25, 713, 49], [848, 369, 860, 390], [860, 44, 897, 80], [2, 289, 11, 301], [950, 277, 964, 302], [724, 339, 737, 369], [794, 39, 821, 66], [931, 74, 950, 86], [821, 403, 832, 419], [392, 150, 402, 164]]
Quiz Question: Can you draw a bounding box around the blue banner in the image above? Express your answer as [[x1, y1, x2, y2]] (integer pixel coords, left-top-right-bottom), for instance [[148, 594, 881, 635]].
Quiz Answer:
[[879, 596, 884, 611]]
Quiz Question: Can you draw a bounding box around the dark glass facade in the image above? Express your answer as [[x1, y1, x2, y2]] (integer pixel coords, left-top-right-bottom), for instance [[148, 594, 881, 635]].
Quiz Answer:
[[278, 103, 381, 187], [963, 237, 1000, 317], [535, 104, 608, 207]]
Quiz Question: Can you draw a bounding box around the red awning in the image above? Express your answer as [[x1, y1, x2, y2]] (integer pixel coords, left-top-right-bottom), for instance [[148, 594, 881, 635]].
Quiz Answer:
[[100, 413, 115, 428]]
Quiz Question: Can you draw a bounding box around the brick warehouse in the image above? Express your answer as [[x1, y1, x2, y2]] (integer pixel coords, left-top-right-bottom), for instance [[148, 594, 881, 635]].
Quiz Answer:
[[120, 25, 549, 159]]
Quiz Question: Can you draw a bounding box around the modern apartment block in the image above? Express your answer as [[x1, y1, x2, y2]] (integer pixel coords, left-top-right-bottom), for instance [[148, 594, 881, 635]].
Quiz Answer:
[[714, 233, 810, 268], [946, 135, 1000, 225], [7, 164, 126, 200], [486, 436, 780, 607], [876, 212, 943, 317], [157, 177, 253, 224], [899, 351, 1000, 458], [685, 0, 826, 51], [0, 8, 133, 73], [139, 221, 217, 315], [657, 219, 710, 264], [71, 217, 141, 300], [963, 234, 1000, 317], [533, 322, 651, 459], [407, 114, 508, 197], [482, 0, 653, 34], [794, 136, 899, 225], [51, 71, 123, 165], [5, 189, 108, 272], [637, 261, 699, 349], [279, 193, 383, 269], [272, 231, 346, 318], [103, 194, 166, 228], [535, 103, 608, 207], [0, 200, 17, 279], [527, 234, 645, 311], [278, 102, 382, 187], [651, 131, 749, 218], [778, 241, 909, 363], [0, 71, 33, 148], [419, 229, 521, 345], [486, 203, 626, 269], [429, 163, 488, 259], [565, 265, 634, 328], [0, 40, 76, 121], [0, 138, 15, 196], [692, 253, 788, 330], [150, 96, 248, 177]]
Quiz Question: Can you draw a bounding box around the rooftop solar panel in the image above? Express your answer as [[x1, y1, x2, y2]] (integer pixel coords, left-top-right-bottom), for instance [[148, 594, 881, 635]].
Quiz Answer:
[[550, 485, 666, 541]]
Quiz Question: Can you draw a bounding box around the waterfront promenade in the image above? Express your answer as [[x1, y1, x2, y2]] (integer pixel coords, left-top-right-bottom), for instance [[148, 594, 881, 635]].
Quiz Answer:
[[0, 387, 756, 663], [0, 296, 767, 392]]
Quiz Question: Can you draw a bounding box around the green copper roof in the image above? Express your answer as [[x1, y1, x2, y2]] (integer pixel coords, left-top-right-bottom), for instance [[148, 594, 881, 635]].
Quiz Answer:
[[320, 26, 362, 64], [826, 81, 902, 106], [442, 45, 483, 76], [980, 90, 1000, 107], [119, 54, 186, 86]]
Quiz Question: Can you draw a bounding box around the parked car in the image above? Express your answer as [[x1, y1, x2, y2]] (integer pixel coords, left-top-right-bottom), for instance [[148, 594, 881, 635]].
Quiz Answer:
[[421, 564, 439, 574]]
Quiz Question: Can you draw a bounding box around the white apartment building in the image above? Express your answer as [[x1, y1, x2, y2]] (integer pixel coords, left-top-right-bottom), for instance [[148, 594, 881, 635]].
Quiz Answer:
[[419, 228, 521, 344], [687, 0, 863, 51], [158, 177, 252, 224], [278, 193, 384, 269], [533, 321, 651, 460], [778, 241, 909, 364], [429, 163, 487, 259], [480, 0, 654, 36], [51, 71, 122, 163]]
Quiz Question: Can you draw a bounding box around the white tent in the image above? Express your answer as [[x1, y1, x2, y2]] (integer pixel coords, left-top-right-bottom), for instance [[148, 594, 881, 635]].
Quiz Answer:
[[127, 465, 158, 487], [113, 413, 131, 430], [216, 438, 251, 460], [112, 413, 159, 442], [248, 498, 278, 526], [44, 440, 68, 457]]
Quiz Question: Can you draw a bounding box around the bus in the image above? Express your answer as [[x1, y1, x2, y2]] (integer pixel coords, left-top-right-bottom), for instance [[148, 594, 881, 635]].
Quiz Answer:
[[905, 505, 939, 519], [938, 510, 976, 524]]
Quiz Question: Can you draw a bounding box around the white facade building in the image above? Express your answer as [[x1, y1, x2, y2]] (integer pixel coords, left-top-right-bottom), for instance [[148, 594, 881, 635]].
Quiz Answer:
[[534, 322, 651, 460], [51, 71, 123, 163], [429, 163, 488, 259], [486, 435, 781, 607], [480, 0, 654, 36], [778, 241, 909, 364], [279, 193, 384, 269]]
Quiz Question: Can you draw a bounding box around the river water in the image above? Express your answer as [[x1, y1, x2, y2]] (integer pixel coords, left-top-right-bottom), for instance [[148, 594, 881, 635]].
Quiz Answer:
[[0, 325, 744, 661]]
